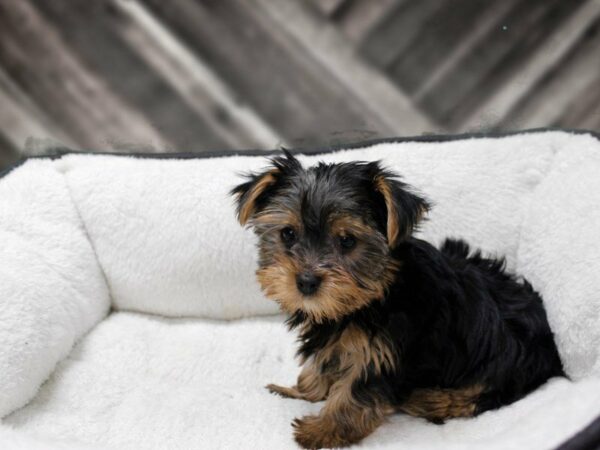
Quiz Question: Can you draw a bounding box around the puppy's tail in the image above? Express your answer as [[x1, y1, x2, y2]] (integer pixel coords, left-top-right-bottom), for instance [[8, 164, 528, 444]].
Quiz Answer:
[[440, 238, 507, 275], [440, 238, 471, 259]]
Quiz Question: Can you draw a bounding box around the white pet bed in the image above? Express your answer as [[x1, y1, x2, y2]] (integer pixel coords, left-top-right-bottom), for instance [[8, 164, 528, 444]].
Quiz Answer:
[[1, 129, 600, 450]]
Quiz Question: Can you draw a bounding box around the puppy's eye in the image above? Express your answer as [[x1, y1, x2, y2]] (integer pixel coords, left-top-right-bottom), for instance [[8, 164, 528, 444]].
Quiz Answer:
[[280, 227, 297, 245], [339, 235, 356, 250]]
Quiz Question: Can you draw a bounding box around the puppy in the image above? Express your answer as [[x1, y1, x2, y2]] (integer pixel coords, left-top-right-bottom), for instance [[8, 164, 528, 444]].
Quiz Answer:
[[232, 152, 564, 449]]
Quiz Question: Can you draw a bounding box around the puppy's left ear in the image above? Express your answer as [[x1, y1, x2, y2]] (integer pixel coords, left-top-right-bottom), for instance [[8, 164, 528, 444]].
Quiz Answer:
[[231, 169, 279, 226], [231, 150, 301, 226], [370, 163, 430, 247]]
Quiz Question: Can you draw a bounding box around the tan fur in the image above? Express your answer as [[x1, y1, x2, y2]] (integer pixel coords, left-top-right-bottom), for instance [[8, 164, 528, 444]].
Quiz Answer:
[[400, 384, 484, 420], [329, 215, 375, 238], [373, 175, 400, 247], [257, 256, 398, 323], [267, 361, 332, 403], [252, 208, 301, 230], [291, 324, 396, 448], [293, 400, 387, 449], [237, 171, 278, 225], [314, 324, 396, 376]]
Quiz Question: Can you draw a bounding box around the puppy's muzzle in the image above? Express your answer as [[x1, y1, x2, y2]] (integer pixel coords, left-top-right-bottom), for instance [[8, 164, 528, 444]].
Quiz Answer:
[[296, 272, 322, 296]]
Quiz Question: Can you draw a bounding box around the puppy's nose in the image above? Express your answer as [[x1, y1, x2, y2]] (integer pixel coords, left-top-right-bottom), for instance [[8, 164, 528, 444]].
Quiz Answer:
[[296, 272, 322, 296]]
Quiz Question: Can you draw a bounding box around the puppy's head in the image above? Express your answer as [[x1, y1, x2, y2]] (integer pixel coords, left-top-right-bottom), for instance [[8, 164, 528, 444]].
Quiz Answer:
[[232, 151, 429, 323]]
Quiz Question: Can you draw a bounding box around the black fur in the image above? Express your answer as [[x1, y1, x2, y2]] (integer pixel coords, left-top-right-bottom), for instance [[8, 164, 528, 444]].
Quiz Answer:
[[291, 236, 564, 414]]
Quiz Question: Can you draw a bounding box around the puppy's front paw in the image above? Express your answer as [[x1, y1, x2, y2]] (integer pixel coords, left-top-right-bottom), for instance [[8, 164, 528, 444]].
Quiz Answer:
[[292, 415, 351, 449], [266, 383, 301, 399]]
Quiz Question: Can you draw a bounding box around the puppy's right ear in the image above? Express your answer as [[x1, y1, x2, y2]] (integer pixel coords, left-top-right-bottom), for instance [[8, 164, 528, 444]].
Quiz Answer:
[[231, 150, 301, 226]]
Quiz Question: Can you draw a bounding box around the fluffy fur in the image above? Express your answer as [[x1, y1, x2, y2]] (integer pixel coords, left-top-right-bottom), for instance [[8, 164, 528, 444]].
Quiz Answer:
[[233, 152, 564, 448]]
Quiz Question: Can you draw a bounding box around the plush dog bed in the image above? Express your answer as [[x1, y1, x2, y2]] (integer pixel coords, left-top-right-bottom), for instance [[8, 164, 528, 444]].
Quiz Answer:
[[1, 129, 600, 450]]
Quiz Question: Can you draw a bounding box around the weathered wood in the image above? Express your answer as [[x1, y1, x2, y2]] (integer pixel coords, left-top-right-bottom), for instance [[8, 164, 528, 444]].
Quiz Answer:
[[0, 0, 599, 163], [388, 0, 513, 94], [0, 132, 20, 170], [359, 0, 444, 69], [334, 0, 400, 43], [562, 83, 600, 130], [413, 0, 517, 103], [251, 0, 438, 135], [0, 66, 76, 152], [30, 0, 230, 152], [497, 16, 600, 130], [114, 0, 283, 149], [308, 0, 349, 17], [461, 0, 600, 131], [0, 87, 62, 154], [0, 0, 172, 152], [419, 0, 586, 126], [142, 0, 399, 147]]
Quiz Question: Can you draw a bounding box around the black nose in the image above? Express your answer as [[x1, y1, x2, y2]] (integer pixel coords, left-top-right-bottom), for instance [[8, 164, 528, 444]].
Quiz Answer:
[[296, 272, 322, 296]]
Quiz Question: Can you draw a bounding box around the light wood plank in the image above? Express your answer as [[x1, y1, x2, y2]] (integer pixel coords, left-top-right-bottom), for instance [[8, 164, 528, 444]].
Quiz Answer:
[[336, 0, 400, 43]]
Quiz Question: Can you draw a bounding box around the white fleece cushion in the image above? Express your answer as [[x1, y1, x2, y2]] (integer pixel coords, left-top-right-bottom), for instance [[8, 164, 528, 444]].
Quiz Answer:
[[4, 312, 600, 450], [55, 154, 269, 319], [0, 161, 110, 418], [2, 130, 600, 449], [517, 139, 600, 380], [57, 131, 572, 319]]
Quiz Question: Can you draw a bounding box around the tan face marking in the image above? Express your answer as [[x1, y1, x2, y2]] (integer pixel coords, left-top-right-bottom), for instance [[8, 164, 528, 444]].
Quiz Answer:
[[256, 252, 398, 323]]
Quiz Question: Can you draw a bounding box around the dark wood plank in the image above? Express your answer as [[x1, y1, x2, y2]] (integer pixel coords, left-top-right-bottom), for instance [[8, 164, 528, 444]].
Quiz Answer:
[[143, 0, 393, 147], [307, 0, 349, 17], [560, 81, 600, 130], [418, 0, 587, 126], [359, 0, 443, 69], [251, 0, 436, 134], [461, 0, 600, 131], [30, 0, 229, 152], [387, 0, 512, 94], [0, 67, 75, 154], [0, 132, 20, 170], [493, 12, 600, 130]]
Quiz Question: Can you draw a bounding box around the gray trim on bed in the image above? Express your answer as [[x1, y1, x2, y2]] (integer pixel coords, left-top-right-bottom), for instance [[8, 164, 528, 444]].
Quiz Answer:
[[2, 127, 600, 180]]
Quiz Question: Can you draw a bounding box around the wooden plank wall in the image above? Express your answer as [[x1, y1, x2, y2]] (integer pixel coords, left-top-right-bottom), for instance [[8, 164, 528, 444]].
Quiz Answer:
[[0, 0, 599, 170]]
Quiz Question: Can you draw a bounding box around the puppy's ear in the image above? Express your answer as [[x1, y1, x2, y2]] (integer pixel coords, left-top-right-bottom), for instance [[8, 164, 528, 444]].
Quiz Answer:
[[231, 150, 301, 226], [369, 163, 430, 247]]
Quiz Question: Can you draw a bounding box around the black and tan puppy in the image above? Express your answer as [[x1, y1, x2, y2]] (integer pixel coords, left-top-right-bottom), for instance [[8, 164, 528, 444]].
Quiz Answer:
[[232, 152, 564, 449]]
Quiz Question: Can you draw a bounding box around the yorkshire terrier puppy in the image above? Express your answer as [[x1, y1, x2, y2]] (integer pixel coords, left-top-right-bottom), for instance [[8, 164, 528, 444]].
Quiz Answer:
[[232, 152, 564, 449]]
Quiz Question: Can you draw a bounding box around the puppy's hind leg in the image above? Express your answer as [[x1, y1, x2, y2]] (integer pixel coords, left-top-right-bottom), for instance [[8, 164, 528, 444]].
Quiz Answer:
[[399, 384, 485, 423]]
